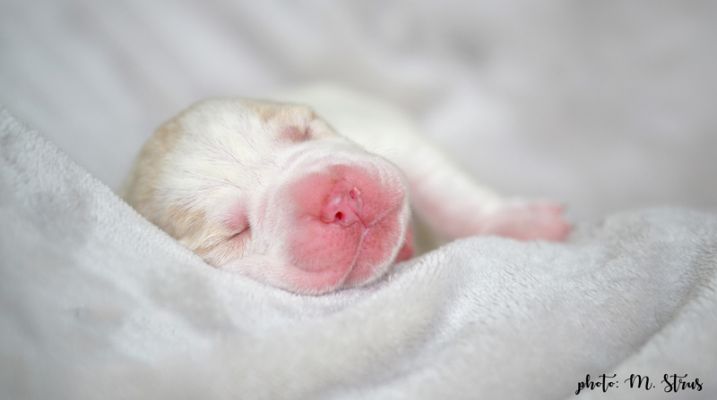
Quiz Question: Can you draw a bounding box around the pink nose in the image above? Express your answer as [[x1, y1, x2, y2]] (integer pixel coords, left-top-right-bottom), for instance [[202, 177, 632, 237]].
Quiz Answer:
[[320, 181, 363, 227]]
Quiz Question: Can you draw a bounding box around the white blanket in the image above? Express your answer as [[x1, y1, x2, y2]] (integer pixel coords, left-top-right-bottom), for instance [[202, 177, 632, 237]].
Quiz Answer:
[[2, 109, 715, 399]]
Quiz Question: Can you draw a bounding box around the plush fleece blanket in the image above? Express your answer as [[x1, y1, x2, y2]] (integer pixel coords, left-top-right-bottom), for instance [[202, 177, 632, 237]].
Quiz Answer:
[[1, 108, 716, 399]]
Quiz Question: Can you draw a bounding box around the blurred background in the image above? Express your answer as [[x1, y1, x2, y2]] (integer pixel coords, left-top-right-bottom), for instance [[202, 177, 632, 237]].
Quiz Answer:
[[1, 0, 715, 221]]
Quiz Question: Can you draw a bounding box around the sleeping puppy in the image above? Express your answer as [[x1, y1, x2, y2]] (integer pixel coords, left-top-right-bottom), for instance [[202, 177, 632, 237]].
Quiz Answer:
[[123, 86, 570, 295]]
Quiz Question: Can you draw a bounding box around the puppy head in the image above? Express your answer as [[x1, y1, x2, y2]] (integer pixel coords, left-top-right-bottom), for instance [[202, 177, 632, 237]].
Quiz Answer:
[[124, 98, 412, 294]]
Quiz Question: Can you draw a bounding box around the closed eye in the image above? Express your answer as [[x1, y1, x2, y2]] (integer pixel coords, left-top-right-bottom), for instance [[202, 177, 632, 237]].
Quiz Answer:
[[228, 225, 250, 240], [223, 208, 251, 240]]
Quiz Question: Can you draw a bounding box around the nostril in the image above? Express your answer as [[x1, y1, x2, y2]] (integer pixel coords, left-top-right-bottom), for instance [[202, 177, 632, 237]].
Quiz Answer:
[[318, 181, 364, 227], [349, 187, 360, 200]]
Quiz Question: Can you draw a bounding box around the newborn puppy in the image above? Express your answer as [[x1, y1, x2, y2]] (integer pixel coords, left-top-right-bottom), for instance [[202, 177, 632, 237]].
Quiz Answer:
[[123, 86, 570, 294]]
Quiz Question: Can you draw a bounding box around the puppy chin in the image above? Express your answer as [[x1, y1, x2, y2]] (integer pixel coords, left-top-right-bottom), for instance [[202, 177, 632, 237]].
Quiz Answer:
[[244, 207, 409, 295], [219, 253, 361, 295]]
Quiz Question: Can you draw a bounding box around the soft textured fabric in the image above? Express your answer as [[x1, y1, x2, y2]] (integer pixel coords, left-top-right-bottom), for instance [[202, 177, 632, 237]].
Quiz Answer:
[[2, 109, 715, 399]]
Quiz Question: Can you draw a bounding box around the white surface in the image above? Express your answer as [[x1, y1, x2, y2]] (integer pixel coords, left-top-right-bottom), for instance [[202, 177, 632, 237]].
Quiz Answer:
[[1, 0, 716, 220], [2, 108, 716, 399], [2, 2, 716, 398]]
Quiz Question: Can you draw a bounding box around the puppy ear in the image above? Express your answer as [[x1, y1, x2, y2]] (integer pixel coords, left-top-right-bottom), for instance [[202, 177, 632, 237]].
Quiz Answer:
[[265, 104, 315, 142], [281, 125, 311, 142]]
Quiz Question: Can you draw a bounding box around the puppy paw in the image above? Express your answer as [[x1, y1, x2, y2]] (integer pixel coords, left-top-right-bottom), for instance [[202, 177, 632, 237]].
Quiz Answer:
[[482, 200, 571, 241]]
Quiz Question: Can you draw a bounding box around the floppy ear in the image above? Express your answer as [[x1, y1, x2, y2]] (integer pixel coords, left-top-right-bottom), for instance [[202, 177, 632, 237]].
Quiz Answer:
[[242, 100, 318, 143], [281, 125, 311, 142], [274, 105, 316, 143]]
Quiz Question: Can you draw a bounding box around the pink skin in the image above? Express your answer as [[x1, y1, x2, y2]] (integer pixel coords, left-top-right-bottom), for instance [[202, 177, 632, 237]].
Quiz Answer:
[[395, 223, 414, 262], [224, 203, 249, 232], [481, 202, 571, 241], [286, 165, 407, 290], [411, 184, 570, 242]]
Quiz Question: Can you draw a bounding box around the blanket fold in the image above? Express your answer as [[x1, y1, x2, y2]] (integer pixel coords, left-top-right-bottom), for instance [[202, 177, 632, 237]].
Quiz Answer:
[[1, 108, 715, 400]]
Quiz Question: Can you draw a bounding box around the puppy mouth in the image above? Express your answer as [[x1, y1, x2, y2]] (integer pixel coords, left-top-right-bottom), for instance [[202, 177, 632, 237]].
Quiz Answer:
[[287, 201, 404, 292], [341, 204, 404, 285]]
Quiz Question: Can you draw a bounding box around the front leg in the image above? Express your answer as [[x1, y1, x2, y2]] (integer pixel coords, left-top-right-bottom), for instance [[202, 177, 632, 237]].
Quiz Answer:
[[393, 138, 571, 241]]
